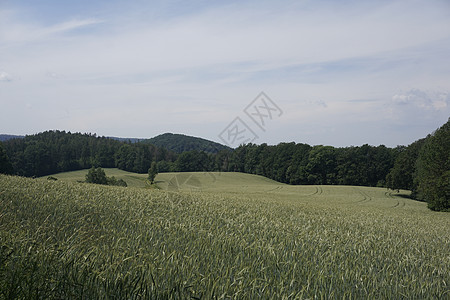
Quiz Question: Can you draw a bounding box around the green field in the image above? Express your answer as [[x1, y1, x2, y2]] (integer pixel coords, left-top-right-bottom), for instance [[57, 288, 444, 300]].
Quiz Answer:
[[1, 172, 449, 298], [42, 168, 150, 188]]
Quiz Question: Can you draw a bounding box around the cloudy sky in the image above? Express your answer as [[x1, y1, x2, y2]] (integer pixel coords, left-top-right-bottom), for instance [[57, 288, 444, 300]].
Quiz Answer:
[[1, 0, 449, 147]]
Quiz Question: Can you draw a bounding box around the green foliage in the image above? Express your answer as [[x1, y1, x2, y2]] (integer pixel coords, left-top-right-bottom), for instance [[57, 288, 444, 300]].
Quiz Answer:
[[385, 119, 449, 211], [143, 132, 231, 153], [3, 124, 447, 203], [174, 150, 212, 172], [114, 143, 176, 174], [85, 167, 108, 185], [1, 130, 399, 188], [386, 139, 426, 193], [86, 167, 127, 187], [0, 134, 24, 142], [45, 168, 145, 188], [228, 143, 395, 187], [156, 160, 172, 172], [306, 145, 337, 184], [3, 130, 176, 177], [147, 161, 158, 183], [416, 119, 450, 211], [0, 142, 13, 175], [0, 174, 448, 298], [107, 176, 127, 187], [2, 131, 123, 177]]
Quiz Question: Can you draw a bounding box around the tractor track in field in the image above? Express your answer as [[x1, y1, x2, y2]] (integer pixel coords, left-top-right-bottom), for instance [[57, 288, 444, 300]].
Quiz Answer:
[[385, 191, 405, 208], [298, 186, 323, 197], [265, 186, 283, 192], [316, 186, 323, 195], [353, 188, 372, 204]]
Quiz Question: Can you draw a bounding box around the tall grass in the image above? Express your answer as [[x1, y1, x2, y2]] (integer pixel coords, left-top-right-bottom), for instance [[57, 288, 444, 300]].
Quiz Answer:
[[0, 174, 449, 299]]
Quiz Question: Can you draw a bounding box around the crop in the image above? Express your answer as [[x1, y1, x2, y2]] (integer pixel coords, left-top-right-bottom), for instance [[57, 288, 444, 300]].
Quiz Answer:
[[0, 173, 449, 299]]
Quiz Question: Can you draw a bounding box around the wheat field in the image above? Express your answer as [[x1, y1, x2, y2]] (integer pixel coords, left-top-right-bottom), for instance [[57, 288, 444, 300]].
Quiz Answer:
[[1, 172, 449, 298]]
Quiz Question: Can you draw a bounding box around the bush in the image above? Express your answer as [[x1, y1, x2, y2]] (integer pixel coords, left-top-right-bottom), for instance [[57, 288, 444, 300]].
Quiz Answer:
[[85, 167, 108, 185], [107, 176, 127, 187]]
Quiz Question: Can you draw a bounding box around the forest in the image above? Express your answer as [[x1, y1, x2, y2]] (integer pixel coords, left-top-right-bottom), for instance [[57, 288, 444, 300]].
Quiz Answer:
[[0, 118, 448, 211], [0, 130, 395, 186]]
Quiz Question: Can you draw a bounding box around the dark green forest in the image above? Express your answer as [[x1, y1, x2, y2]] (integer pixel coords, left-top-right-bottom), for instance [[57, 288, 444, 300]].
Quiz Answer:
[[1, 131, 396, 187], [1, 118, 448, 211], [143, 132, 231, 153], [1, 131, 176, 177]]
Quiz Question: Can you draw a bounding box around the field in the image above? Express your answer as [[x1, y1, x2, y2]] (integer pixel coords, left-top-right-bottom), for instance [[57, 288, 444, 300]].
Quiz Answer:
[[42, 168, 150, 188], [1, 171, 449, 298]]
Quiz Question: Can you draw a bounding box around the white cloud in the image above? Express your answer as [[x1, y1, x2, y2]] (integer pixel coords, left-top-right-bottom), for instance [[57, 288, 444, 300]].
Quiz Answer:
[[3, 0, 450, 80], [1, 0, 450, 146], [45, 71, 65, 79], [45, 19, 103, 35], [0, 71, 13, 82], [0, 10, 103, 45], [392, 89, 449, 111]]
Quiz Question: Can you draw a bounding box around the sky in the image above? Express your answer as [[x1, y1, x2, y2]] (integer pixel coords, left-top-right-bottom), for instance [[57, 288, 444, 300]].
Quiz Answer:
[[1, 0, 449, 147]]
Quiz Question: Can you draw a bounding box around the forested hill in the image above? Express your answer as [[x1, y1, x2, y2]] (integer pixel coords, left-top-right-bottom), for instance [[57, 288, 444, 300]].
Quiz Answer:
[[0, 134, 24, 142], [0, 134, 143, 143], [0, 119, 448, 211], [143, 133, 232, 153], [1, 131, 177, 177]]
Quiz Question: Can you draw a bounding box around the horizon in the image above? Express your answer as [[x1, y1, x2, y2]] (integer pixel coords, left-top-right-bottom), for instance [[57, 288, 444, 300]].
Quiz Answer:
[[1, 0, 450, 147], [0, 123, 441, 148]]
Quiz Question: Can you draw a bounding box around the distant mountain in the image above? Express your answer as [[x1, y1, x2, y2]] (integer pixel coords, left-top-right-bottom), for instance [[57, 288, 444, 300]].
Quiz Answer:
[[0, 134, 24, 142], [1, 131, 230, 153], [142, 133, 232, 153], [107, 137, 143, 143], [0, 134, 143, 143]]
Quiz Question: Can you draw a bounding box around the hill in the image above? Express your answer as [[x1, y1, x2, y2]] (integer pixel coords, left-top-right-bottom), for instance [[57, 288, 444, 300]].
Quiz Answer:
[[42, 168, 149, 188], [155, 171, 422, 210], [1, 173, 448, 298], [1, 119, 448, 212], [0, 134, 24, 142], [107, 136, 143, 143], [143, 132, 232, 153], [0, 133, 144, 144]]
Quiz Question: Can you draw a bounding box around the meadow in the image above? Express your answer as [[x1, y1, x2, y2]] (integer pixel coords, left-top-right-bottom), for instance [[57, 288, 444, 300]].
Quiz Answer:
[[0, 171, 449, 299], [44, 168, 150, 188]]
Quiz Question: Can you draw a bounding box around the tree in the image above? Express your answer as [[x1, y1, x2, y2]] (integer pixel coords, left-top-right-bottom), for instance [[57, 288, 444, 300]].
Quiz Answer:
[[148, 161, 158, 184], [0, 142, 13, 174], [86, 167, 108, 185], [415, 119, 449, 211], [306, 146, 337, 185], [174, 151, 211, 172], [386, 140, 426, 193]]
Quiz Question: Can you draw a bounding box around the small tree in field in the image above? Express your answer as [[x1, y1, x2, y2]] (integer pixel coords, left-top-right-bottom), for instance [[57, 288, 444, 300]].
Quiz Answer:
[[148, 162, 158, 184], [86, 167, 108, 185]]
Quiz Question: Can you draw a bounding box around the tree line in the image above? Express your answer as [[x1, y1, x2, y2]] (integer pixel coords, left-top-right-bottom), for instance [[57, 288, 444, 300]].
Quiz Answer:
[[1, 131, 176, 177], [0, 119, 448, 211], [386, 119, 449, 211], [0, 130, 396, 187]]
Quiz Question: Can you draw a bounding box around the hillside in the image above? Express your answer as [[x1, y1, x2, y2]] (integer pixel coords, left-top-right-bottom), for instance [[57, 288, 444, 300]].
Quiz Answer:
[[1, 173, 448, 298], [143, 132, 232, 153], [155, 171, 422, 210], [0, 134, 24, 142], [42, 168, 149, 188], [1, 119, 448, 211]]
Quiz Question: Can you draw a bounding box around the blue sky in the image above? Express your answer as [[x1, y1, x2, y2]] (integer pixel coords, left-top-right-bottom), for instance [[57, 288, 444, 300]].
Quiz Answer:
[[1, 0, 449, 147]]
